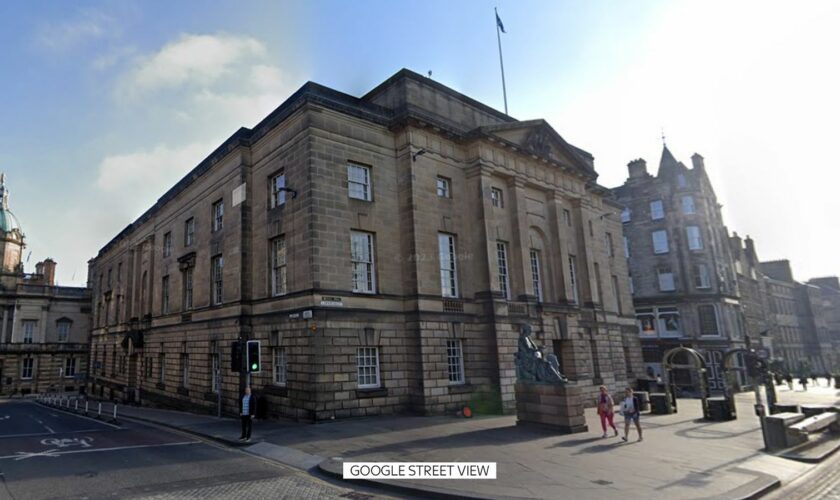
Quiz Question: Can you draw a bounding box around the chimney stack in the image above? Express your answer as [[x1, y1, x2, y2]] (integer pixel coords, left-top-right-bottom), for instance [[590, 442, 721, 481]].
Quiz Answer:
[[627, 158, 648, 179], [691, 153, 705, 170], [35, 261, 45, 276], [42, 258, 56, 286]]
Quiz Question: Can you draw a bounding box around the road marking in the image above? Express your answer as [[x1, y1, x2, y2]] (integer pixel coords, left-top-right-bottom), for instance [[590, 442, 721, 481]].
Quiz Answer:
[[0, 428, 113, 440], [0, 416, 9, 421], [40, 437, 93, 449], [0, 440, 200, 461], [44, 426, 55, 434]]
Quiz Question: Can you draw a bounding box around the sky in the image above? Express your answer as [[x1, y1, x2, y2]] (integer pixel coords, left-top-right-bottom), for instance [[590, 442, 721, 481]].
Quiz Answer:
[[0, 0, 838, 287]]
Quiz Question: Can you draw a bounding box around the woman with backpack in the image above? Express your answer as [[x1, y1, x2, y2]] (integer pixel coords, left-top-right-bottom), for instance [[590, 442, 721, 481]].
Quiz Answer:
[[596, 385, 618, 438], [621, 387, 643, 442]]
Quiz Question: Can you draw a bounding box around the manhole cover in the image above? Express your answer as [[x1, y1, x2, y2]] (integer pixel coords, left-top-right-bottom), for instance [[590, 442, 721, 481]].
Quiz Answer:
[[592, 479, 613, 486]]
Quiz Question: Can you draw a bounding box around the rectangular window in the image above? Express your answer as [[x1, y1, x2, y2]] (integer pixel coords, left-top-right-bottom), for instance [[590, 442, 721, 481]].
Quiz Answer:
[[637, 308, 656, 336], [356, 347, 380, 388], [658, 307, 681, 336], [21, 358, 34, 379], [436, 177, 450, 198], [181, 353, 189, 388], [677, 173, 687, 188], [271, 237, 287, 296], [650, 199, 664, 220], [698, 305, 719, 336], [183, 268, 193, 311], [211, 256, 224, 305], [593, 262, 603, 303], [529, 250, 543, 303], [623, 235, 631, 258], [163, 232, 172, 257], [270, 172, 286, 208], [621, 207, 631, 223], [563, 209, 571, 226], [687, 226, 703, 250], [57, 321, 70, 342], [496, 242, 510, 299], [184, 218, 195, 246], [568, 255, 579, 304], [694, 264, 711, 289], [438, 233, 458, 298], [606, 232, 614, 257], [682, 195, 696, 215], [351, 231, 376, 293], [490, 187, 504, 208], [162, 276, 170, 314], [212, 200, 224, 232], [159, 352, 165, 384], [658, 268, 676, 291], [446, 339, 465, 385], [652, 230, 669, 254], [22, 320, 36, 344], [64, 357, 77, 378], [611, 275, 621, 314], [211, 352, 220, 393], [273, 348, 287, 386], [348, 163, 372, 201]]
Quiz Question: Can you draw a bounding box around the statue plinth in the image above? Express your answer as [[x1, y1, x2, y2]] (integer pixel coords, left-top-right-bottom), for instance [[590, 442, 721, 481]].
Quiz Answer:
[[515, 383, 588, 434]]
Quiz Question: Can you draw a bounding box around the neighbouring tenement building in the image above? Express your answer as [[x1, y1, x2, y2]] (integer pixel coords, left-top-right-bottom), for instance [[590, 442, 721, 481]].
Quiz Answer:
[[0, 175, 91, 396], [87, 69, 644, 421], [612, 147, 745, 391]]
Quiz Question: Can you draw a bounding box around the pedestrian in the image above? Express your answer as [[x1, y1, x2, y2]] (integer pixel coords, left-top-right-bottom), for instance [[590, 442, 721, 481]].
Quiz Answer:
[[620, 387, 643, 442], [800, 376, 808, 391], [239, 386, 256, 442], [596, 385, 618, 438], [823, 372, 831, 387], [785, 373, 793, 390]]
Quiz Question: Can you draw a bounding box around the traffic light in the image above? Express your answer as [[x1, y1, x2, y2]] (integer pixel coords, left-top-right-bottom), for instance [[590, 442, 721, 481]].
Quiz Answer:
[[246, 340, 261, 373], [231, 341, 243, 372]]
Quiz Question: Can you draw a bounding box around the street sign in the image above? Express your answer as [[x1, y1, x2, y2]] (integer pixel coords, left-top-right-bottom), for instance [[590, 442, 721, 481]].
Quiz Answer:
[[756, 348, 769, 360]]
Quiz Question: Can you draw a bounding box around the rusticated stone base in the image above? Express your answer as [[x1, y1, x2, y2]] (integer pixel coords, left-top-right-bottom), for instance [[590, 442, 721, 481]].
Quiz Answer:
[[515, 382, 588, 434]]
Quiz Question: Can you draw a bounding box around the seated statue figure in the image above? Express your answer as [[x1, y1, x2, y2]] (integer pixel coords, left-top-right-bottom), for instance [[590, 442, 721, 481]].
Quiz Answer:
[[515, 324, 568, 384]]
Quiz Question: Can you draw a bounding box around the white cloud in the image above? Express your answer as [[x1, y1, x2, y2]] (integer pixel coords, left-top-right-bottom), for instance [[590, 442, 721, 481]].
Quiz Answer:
[[96, 142, 213, 194], [36, 9, 117, 51], [120, 33, 267, 96]]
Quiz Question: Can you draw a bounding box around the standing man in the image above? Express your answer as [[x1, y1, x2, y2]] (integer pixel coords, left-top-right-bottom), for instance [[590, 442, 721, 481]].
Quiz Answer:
[[239, 386, 256, 442]]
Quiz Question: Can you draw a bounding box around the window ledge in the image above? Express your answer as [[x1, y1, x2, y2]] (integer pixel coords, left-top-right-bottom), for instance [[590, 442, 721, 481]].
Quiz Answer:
[[448, 383, 474, 395], [356, 387, 388, 398]]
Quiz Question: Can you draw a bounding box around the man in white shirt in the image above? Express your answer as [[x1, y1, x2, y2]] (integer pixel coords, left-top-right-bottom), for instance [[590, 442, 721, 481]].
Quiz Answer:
[[239, 386, 256, 442]]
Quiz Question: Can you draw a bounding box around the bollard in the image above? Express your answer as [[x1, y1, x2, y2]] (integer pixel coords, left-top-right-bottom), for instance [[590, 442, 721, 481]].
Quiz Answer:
[[85, 401, 89, 416], [112, 405, 118, 423], [75, 400, 79, 412], [98, 402, 102, 418]]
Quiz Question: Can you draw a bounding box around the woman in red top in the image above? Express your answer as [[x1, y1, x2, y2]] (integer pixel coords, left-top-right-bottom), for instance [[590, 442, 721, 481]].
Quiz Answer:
[[596, 385, 618, 438]]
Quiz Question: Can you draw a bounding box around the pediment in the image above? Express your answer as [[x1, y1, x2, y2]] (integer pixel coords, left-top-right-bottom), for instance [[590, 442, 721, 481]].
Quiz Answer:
[[479, 120, 596, 177]]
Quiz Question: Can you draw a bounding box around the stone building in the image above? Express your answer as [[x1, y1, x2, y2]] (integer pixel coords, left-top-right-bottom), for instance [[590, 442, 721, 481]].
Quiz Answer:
[[0, 175, 91, 396], [729, 233, 773, 350], [805, 277, 840, 373], [613, 147, 744, 391], [87, 69, 644, 421]]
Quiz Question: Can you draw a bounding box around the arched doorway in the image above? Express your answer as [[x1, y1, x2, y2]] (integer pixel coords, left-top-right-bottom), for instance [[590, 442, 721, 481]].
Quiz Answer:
[[663, 346, 711, 419]]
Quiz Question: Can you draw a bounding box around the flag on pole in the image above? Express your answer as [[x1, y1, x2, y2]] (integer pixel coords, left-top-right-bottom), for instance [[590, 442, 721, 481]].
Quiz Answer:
[[496, 11, 506, 33]]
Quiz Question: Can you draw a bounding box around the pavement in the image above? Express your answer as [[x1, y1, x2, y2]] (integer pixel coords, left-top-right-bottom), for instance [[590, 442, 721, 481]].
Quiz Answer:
[[54, 383, 840, 500]]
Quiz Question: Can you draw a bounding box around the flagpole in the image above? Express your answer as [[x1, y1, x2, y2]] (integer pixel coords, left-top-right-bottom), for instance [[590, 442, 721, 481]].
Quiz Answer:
[[495, 7, 508, 115]]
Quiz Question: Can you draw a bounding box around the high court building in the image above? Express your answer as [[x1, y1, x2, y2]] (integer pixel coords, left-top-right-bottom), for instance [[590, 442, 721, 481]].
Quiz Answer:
[[87, 69, 643, 421], [0, 175, 91, 397]]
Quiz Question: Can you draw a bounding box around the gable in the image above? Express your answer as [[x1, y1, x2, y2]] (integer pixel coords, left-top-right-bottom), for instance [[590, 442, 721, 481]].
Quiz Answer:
[[482, 122, 596, 177]]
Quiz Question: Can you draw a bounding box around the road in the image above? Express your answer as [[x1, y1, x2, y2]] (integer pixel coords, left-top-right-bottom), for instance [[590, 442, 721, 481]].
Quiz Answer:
[[0, 399, 381, 500]]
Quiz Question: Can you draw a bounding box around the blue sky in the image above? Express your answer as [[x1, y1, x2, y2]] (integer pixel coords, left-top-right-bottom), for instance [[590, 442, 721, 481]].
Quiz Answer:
[[1, 0, 838, 286]]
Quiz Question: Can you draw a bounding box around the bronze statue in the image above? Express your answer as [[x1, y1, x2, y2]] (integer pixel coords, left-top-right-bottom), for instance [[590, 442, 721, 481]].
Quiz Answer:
[[515, 324, 568, 384]]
